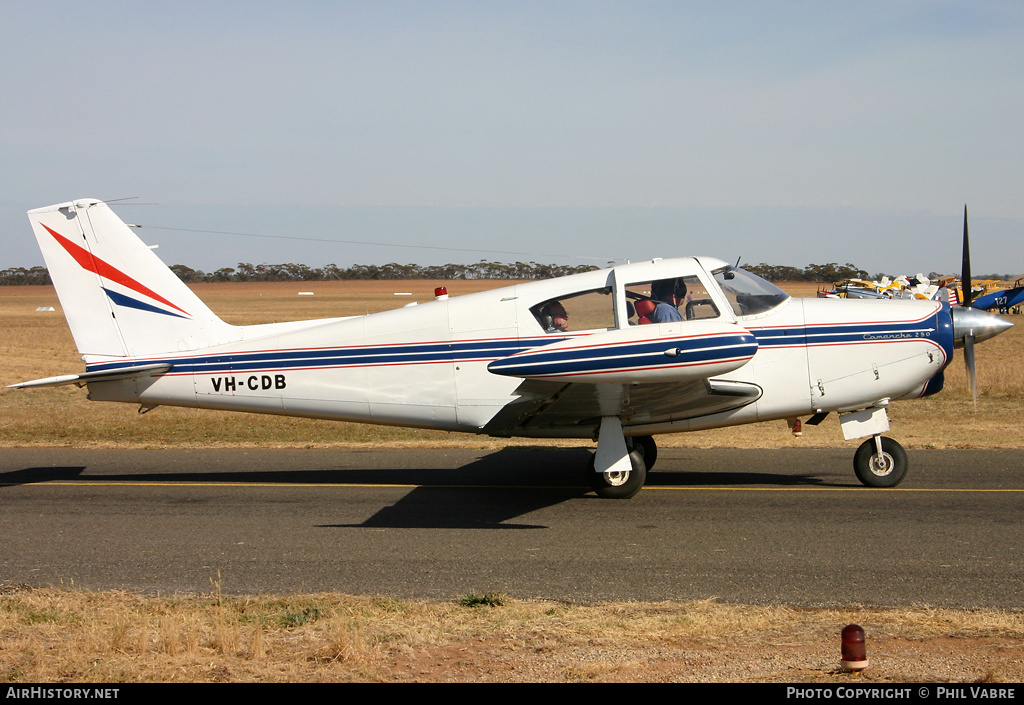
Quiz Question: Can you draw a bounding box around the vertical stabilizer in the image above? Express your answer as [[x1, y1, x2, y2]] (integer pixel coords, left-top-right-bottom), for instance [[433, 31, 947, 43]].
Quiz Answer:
[[28, 199, 237, 357]]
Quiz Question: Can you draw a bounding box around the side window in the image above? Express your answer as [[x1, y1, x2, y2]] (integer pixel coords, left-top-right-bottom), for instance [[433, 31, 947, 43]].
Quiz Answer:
[[625, 276, 720, 324], [532, 288, 615, 333]]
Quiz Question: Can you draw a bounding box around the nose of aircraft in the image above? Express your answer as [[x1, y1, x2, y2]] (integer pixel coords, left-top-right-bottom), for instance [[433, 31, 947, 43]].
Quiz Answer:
[[950, 306, 1014, 347]]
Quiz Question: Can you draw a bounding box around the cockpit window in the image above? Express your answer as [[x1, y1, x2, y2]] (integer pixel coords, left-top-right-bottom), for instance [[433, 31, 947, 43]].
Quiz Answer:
[[713, 266, 790, 317], [532, 287, 614, 333], [624, 275, 720, 323]]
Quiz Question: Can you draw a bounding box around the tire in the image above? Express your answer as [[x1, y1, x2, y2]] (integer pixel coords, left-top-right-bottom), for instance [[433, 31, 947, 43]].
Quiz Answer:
[[588, 450, 647, 499], [631, 435, 658, 471], [853, 436, 907, 488]]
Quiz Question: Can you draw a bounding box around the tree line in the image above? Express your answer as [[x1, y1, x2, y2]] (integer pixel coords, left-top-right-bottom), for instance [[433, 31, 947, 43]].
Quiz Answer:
[[165, 261, 601, 283], [0, 266, 51, 285], [742, 262, 871, 282]]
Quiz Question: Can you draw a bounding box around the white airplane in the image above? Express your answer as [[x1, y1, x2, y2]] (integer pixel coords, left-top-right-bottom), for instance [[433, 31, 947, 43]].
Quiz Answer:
[[10, 199, 1013, 497]]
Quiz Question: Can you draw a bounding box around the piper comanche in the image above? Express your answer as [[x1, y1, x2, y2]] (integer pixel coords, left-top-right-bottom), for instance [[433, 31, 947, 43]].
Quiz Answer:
[[10, 200, 1012, 498]]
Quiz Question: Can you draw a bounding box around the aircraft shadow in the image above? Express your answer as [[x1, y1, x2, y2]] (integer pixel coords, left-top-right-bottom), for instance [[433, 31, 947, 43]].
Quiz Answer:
[[322, 485, 585, 530], [0, 466, 88, 484], [321, 448, 595, 529]]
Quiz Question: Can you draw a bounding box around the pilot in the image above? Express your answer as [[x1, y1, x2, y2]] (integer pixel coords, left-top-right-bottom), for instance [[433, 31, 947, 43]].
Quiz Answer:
[[539, 301, 569, 332], [648, 278, 686, 323]]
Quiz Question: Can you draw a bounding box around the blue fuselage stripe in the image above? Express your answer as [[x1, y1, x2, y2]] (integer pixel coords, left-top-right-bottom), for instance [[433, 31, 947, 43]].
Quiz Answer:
[[85, 338, 538, 374]]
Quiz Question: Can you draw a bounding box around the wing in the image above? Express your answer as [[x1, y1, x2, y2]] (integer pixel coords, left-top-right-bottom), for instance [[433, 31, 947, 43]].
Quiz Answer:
[[483, 319, 761, 436]]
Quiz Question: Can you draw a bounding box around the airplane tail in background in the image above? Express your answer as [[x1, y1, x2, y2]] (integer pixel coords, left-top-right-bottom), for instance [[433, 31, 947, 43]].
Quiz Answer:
[[28, 199, 238, 358]]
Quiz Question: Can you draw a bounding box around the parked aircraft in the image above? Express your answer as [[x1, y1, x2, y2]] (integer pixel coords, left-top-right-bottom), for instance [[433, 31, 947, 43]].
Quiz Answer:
[[9, 200, 1013, 497], [971, 279, 1024, 314]]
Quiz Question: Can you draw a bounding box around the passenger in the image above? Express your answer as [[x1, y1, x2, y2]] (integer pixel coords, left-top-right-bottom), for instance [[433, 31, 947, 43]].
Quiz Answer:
[[648, 279, 686, 323], [538, 301, 569, 332]]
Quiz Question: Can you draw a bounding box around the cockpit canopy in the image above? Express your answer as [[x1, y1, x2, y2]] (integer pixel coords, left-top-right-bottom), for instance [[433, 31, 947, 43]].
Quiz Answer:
[[528, 259, 790, 334]]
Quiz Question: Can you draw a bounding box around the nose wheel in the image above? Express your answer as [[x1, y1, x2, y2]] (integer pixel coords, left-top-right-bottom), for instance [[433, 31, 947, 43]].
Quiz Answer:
[[853, 436, 907, 487]]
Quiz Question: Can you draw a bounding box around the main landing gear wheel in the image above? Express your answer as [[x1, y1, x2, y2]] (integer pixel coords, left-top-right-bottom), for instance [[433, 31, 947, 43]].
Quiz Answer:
[[631, 435, 658, 471], [853, 436, 907, 488], [588, 450, 647, 499]]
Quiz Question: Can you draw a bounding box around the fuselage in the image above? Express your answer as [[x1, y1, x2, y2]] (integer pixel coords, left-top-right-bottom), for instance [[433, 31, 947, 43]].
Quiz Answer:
[[82, 257, 953, 439]]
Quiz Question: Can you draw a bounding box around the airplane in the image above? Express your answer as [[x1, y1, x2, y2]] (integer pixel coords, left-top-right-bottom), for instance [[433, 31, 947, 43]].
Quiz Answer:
[[970, 279, 1024, 314], [8, 199, 1014, 498]]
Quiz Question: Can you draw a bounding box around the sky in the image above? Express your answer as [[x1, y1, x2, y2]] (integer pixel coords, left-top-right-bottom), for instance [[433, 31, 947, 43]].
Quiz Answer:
[[3, 1, 1023, 277]]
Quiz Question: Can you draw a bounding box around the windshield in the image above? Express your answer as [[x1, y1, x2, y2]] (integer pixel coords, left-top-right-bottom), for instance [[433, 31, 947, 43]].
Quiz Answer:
[[713, 266, 790, 317]]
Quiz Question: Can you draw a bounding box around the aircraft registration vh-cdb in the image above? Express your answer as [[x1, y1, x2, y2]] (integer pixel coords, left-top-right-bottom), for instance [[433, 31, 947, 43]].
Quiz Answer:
[[10, 199, 1014, 498]]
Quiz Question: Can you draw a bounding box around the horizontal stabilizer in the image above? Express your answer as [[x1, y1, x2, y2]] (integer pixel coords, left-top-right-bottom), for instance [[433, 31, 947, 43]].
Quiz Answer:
[[7, 363, 172, 389]]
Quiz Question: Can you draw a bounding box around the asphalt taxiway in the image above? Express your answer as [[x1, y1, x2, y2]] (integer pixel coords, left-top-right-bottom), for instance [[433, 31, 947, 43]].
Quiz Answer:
[[1, 446, 1021, 608]]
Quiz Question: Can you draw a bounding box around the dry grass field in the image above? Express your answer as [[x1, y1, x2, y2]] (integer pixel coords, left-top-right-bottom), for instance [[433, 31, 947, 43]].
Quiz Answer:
[[2, 279, 1023, 683], [2, 585, 1023, 683]]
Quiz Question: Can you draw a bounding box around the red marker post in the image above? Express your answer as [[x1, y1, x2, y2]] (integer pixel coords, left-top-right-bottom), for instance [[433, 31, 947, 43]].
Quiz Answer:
[[840, 624, 869, 671]]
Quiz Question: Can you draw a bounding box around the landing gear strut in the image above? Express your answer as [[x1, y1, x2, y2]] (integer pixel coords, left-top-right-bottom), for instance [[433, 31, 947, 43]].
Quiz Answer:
[[853, 435, 907, 488]]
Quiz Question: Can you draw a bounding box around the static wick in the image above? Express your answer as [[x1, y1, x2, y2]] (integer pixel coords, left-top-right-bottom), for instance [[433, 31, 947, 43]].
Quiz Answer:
[[840, 624, 869, 671]]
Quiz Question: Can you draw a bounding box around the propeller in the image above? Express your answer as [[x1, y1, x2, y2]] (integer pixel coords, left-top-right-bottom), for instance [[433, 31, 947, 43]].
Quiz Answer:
[[950, 205, 1013, 408]]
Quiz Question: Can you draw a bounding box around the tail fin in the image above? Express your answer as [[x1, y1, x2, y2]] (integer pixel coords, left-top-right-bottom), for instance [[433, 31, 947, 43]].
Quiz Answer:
[[28, 199, 237, 357]]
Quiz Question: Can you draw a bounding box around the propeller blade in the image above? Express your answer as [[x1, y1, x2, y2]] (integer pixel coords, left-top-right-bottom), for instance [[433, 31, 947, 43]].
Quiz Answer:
[[964, 332, 977, 409], [960, 206, 979, 409], [961, 205, 972, 308]]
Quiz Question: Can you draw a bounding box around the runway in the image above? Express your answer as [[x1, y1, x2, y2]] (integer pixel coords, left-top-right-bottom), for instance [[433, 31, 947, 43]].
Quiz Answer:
[[1, 446, 1022, 608]]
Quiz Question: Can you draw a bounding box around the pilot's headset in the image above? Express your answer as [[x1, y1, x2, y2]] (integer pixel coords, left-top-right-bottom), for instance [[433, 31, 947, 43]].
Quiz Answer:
[[541, 306, 555, 329], [541, 302, 567, 330], [653, 278, 686, 302]]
